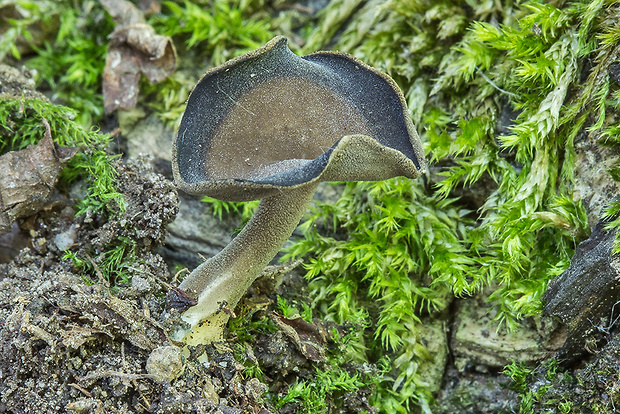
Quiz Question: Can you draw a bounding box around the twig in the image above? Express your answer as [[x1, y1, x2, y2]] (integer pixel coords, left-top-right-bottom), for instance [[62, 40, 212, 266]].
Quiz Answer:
[[67, 383, 93, 398], [84, 253, 109, 287], [172, 267, 189, 284]]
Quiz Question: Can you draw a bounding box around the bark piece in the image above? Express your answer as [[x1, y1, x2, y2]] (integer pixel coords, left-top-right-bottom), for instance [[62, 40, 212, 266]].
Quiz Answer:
[[0, 118, 77, 235], [101, 0, 176, 113], [543, 221, 620, 362]]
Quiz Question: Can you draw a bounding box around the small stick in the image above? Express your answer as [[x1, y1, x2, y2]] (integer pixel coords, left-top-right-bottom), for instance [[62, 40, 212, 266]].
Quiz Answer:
[[67, 383, 93, 398]]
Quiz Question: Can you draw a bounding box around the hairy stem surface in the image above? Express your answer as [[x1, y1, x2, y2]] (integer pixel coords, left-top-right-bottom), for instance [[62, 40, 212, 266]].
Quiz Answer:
[[175, 182, 319, 344]]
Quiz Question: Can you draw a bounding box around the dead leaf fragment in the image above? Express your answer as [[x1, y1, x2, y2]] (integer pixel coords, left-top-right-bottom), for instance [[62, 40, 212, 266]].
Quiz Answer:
[[100, 0, 145, 25], [165, 286, 198, 313], [271, 312, 327, 362], [101, 0, 177, 113], [0, 118, 77, 235]]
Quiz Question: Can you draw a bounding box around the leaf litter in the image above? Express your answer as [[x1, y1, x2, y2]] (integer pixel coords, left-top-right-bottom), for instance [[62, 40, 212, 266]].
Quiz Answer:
[[101, 0, 177, 114]]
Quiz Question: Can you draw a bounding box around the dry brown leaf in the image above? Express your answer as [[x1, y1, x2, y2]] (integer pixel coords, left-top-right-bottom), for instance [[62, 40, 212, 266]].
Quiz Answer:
[[0, 118, 77, 236], [101, 0, 177, 113]]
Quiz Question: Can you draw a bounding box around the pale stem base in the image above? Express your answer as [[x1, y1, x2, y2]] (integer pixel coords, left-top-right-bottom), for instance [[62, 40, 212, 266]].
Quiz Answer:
[[173, 182, 319, 345]]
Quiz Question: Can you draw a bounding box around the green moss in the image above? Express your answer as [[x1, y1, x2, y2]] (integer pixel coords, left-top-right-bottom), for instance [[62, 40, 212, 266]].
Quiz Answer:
[[558, 401, 573, 413], [281, 0, 616, 411], [503, 361, 535, 394], [63, 236, 137, 289], [21, 0, 114, 126], [502, 357, 620, 413], [0, 97, 123, 215], [282, 180, 467, 411], [276, 295, 314, 323], [5, 0, 618, 411], [0, 95, 135, 290], [150, 0, 274, 66], [139, 72, 194, 129], [200, 196, 259, 223], [227, 291, 383, 413], [197, 0, 603, 408], [503, 360, 562, 414], [274, 365, 371, 413], [169, 0, 616, 409]]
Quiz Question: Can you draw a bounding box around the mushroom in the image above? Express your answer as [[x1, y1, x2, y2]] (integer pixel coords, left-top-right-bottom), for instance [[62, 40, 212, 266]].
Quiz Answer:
[[171, 36, 426, 345]]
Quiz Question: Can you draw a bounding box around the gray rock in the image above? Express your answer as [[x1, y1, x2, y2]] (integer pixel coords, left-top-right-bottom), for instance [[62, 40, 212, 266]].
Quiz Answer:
[[119, 110, 175, 163], [452, 294, 564, 368], [53, 225, 76, 251], [162, 193, 243, 269], [573, 130, 620, 227], [436, 365, 518, 414], [418, 314, 449, 394], [146, 345, 184, 383]]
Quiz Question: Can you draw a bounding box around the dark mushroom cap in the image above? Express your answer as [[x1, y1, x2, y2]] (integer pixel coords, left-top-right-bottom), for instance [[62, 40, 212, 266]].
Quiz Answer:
[[173, 36, 426, 202]]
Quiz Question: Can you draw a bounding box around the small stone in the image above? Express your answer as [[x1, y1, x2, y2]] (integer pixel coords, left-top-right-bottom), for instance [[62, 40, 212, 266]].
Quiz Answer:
[[131, 274, 150, 293], [245, 378, 267, 402], [146, 345, 184, 383], [53, 225, 77, 251]]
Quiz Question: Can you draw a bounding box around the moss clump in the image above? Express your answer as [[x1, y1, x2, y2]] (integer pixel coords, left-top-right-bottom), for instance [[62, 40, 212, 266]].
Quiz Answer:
[[280, 0, 613, 411], [228, 295, 384, 413], [0, 0, 115, 126], [0, 95, 138, 289], [150, 0, 274, 66], [0, 97, 122, 215]]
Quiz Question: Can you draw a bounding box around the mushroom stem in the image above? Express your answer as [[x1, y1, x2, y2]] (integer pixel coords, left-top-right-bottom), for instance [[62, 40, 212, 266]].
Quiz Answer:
[[174, 181, 320, 345]]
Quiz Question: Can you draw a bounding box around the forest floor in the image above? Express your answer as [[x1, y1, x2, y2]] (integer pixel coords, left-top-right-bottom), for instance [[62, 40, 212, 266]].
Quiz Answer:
[[3, 0, 620, 413]]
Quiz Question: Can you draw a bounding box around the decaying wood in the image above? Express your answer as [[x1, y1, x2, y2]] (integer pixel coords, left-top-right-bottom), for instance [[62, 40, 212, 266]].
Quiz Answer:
[[0, 118, 77, 235], [544, 221, 620, 363]]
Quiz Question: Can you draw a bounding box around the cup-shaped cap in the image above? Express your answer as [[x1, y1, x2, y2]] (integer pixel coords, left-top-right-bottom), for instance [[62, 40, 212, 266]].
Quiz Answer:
[[173, 36, 426, 201]]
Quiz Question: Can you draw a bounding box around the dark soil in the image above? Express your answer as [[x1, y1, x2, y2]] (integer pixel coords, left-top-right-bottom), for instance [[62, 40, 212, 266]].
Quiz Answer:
[[0, 155, 377, 414], [0, 157, 270, 413]]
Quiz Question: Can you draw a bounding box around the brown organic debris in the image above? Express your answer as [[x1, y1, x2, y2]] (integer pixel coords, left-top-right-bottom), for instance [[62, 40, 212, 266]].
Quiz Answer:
[[271, 312, 327, 362], [101, 0, 176, 113], [0, 118, 77, 236], [60, 292, 170, 352], [165, 285, 198, 313]]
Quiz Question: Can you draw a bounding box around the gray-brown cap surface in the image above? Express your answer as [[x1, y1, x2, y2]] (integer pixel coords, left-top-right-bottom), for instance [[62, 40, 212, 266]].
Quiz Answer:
[[172, 36, 426, 202]]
